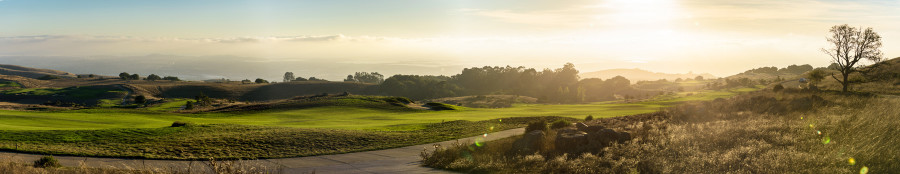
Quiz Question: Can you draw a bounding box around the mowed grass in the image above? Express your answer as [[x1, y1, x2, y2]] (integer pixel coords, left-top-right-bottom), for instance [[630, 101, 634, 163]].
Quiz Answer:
[[146, 98, 195, 111], [0, 117, 573, 159], [0, 87, 760, 131], [0, 81, 20, 88]]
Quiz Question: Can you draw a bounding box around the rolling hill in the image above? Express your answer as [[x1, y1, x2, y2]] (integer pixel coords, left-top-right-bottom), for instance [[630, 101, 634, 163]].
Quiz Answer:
[[0, 64, 77, 79], [580, 68, 716, 83]]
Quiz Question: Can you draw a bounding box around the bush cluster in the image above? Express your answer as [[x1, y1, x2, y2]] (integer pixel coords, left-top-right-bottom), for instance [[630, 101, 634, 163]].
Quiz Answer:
[[525, 120, 548, 133], [550, 119, 571, 129], [32, 156, 60, 168]]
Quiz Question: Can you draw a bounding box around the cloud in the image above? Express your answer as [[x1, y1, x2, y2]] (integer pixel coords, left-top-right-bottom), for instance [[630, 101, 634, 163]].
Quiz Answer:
[[279, 35, 346, 42], [462, 9, 591, 27]]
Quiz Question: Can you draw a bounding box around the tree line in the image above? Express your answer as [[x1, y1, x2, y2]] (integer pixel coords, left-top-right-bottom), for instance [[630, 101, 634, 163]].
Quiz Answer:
[[118, 72, 180, 81], [377, 63, 643, 103]]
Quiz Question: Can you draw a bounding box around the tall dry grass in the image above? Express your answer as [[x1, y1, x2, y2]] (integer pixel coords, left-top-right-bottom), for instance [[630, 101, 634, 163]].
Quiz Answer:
[[0, 158, 284, 174], [422, 90, 899, 173]]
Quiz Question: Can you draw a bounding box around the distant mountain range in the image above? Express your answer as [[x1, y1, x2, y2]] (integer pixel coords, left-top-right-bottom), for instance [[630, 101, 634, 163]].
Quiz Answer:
[[580, 68, 716, 83], [0, 64, 76, 79]]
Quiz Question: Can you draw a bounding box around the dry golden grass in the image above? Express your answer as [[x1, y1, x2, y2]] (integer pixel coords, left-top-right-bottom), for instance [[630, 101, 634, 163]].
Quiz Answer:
[[0, 158, 284, 174], [422, 90, 899, 173]]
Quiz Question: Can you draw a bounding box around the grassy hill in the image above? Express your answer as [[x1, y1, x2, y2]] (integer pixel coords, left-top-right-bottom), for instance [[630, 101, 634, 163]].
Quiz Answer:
[[128, 81, 375, 102], [0, 64, 76, 79], [0, 85, 127, 107], [580, 68, 716, 82]]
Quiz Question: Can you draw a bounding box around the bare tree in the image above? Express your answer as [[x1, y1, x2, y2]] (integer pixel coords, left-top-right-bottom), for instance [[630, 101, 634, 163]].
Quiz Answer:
[[821, 24, 883, 92]]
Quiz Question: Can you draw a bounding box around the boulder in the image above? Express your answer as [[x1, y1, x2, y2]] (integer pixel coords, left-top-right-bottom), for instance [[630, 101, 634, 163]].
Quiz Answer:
[[554, 129, 588, 153], [575, 122, 588, 130], [577, 125, 606, 134], [509, 130, 545, 155]]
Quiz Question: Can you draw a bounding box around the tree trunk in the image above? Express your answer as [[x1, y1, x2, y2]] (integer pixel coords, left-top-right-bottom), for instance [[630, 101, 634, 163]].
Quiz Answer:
[[842, 72, 850, 93]]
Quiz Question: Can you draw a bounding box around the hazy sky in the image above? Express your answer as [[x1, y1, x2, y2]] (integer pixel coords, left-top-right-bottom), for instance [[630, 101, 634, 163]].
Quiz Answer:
[[1, 0, 898, 80]]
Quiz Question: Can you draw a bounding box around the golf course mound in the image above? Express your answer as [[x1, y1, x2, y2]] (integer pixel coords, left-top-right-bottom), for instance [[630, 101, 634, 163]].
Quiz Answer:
[[203, 95, 420, 113]]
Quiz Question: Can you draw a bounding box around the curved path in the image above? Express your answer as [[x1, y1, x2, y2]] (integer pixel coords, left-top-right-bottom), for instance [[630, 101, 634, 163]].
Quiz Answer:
[[0, 128, 525, 173]]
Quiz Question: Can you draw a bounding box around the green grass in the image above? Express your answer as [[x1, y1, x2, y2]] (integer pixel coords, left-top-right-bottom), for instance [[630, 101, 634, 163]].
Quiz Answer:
[[0, 88, 758, 131], [0, 81, 20, 88], [0, 87, 757, 159], [0, 116, 572, 159], [146, 99, 195, 111], [96, 99, 120, 107]]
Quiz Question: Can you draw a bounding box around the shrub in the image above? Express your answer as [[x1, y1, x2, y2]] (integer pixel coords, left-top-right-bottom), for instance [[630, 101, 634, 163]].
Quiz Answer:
[[550, 119, 571, 129], [171, 121, 189, 127], [383, 97, 413, 104], [163, 76, 181, 81], [134, 95, 146, 104], [33, 156, 60, 168], [773, 84, 784, 92], [37, 75, 59, 80], [525, 120, 548, 133], [585, 115, 594, 121], [185, 101, 194, 110], [425, 102, 457, 111]]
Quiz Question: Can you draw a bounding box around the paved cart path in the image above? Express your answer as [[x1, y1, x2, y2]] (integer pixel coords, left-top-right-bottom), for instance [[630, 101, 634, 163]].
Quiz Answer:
[[0, 128, 525, 174]]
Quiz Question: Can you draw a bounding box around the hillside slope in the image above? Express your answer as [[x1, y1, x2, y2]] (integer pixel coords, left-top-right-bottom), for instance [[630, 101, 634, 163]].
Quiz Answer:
[[0, 64, 76, 79], [581, 68, 716, 82]]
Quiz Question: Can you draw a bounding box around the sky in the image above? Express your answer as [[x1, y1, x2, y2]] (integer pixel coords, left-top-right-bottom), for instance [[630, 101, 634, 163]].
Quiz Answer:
[[1, 0, 899, 81]]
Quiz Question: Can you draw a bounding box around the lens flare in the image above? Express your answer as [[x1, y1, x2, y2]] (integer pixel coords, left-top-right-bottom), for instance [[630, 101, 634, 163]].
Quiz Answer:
[[483, 133, 488, 138], [800, 116, 804, 120], [809, 124, 814, 128], [499, 119, 502, 122], [822, 136, 831, 144], [860, 166, 869, 174], [490, 126, 495, 131], [816, 130, 822, 135], [474, 137, 485, 147], [849, 157, 856, 165]]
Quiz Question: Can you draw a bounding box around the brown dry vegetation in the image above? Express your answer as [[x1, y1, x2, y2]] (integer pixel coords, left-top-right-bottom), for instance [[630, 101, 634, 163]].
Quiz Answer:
[[422, 90, 899, 173], [0, 159, 283, 174]]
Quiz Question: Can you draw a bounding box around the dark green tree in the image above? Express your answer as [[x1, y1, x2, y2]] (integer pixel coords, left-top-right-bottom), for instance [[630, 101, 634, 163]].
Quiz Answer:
[[146, 74, 162, 81], [119, 72, 130, 80], [162, 76, 180, 81], [134, 95, 146, 104]]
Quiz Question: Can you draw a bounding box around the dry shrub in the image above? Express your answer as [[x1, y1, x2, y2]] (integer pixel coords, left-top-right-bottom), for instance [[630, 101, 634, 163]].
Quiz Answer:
[[0, 158, 283, 174]]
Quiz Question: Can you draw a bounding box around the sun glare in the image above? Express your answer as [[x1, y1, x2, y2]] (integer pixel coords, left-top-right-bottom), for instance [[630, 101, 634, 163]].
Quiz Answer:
[[598, 0, 683, 27]]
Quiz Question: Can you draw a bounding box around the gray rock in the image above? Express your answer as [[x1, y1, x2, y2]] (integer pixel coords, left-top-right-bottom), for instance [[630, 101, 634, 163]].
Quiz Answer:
[[555, 129, 588, 153], [575, 122, 588, 130], [578, 125, 606, 134]]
